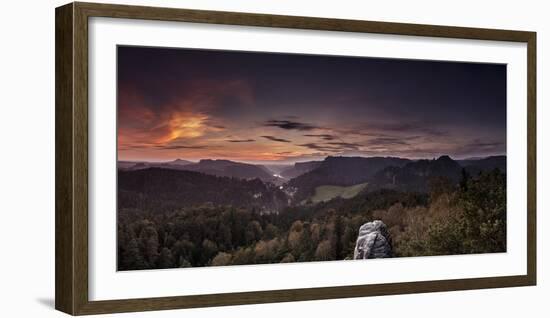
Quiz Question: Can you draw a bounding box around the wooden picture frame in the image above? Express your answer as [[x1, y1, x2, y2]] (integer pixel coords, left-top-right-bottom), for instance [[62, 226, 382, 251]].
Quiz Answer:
[[55, 2, 536, 315]]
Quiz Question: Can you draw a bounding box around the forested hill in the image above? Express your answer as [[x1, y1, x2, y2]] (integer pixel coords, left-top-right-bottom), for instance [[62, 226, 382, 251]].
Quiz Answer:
[[120, 159, 275, 182], [181, 159, 274, 181], [371, 155, 463, 192], [118, 168, 287, 213], [279, 161, 322, 179], [458, 155, 506, 175], [287, 156, 411, 202]]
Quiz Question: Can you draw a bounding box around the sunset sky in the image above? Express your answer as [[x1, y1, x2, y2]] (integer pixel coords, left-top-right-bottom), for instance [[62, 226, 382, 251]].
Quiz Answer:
[[117, 46, 506, 163]]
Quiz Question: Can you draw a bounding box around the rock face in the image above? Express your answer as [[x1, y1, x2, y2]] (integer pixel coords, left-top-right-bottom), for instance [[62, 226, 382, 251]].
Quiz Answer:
[[353, 220, 392, 259], [371, 155, 462, 192]]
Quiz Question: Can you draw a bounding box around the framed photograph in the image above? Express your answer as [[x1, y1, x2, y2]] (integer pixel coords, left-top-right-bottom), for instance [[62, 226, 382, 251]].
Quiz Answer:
[[55, 2, 536, 315]]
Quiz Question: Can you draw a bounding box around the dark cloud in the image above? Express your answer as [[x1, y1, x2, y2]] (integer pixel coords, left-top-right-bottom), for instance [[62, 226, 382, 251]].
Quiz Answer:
[[326, 142, 362, 150], [458, 139, 505, 154], [155, 145, 209, 150], [226, 139, 255, 143], [465, 140, 504, 148], [118, 143, 154, 150], [303, 134, 336, 141], [120, 143, 209, 151], [298, 141, 361, 152], [354, 122, 447, 137], [263, 119, 317, 131], [261, 135, 291, 143], [210, 124, 227, 130], [298, 143, 340, 152], [386, 124, 446, 136], [365, 137, 411, 146]]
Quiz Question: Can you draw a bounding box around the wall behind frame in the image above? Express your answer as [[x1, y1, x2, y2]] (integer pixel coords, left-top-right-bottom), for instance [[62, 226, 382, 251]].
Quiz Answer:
[[0, 0, 547, 317]]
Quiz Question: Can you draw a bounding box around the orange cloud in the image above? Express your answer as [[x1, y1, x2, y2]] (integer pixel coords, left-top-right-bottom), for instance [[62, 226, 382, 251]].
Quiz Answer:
[[161, 112, 210, 143]]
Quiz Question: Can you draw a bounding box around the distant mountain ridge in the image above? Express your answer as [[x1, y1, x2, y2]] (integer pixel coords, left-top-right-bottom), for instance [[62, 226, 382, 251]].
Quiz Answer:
[[458, 155, 506, 175], [285, 155, 506, 203], [118, 159, 193, 171], [371, 155, 463, 192], [119, 159, 275, 182], [170, 158, 193, 165], [279, 161, 322, 179], [118, 155, 506, 204], [182, 159, 274, 181]]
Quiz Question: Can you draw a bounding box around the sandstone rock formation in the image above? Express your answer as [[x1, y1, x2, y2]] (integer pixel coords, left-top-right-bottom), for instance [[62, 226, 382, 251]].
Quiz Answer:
[[353, 220, 392, 259]]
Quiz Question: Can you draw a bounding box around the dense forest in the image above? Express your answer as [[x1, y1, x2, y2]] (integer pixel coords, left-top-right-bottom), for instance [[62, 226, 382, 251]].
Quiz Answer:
[[117, 159, 506, 270]]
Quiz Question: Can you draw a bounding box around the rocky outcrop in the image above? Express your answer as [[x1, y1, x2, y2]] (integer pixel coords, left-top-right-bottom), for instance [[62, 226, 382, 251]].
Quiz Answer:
[[353, 220, 392, 259]]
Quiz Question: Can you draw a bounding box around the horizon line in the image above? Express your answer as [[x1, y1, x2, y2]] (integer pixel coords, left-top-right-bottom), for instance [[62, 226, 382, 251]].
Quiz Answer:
[[117, 153, 507, 165]]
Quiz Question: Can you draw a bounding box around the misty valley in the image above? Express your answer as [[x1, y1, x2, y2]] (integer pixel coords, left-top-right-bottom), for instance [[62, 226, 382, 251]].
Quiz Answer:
[[117, 155, 506, 270]]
